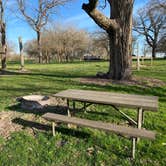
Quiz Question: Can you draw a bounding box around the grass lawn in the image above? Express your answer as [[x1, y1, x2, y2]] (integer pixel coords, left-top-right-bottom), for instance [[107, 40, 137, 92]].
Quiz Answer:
[[0, 60, 166, 166]]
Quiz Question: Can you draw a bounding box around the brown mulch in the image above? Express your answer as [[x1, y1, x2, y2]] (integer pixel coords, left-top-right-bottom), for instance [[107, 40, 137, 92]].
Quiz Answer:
[[0, 111, 23, 138], [77, 76, 165, 87], [0, 111, 52, 139]]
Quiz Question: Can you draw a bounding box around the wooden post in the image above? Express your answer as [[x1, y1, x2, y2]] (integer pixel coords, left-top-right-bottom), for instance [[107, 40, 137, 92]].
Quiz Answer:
[[137, 43, 140, 71], [132, 138, 136, 159], [18, 37, 24, 70], [52, 122, 55, 136]]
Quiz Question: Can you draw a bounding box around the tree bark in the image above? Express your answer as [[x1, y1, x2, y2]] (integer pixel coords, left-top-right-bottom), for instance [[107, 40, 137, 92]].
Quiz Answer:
[[82, 0, 133, 80], [1, 22, 7, 71], [0, 0, 7, 71], [37, 30, 42, 63], [152, 46, 156, 58]]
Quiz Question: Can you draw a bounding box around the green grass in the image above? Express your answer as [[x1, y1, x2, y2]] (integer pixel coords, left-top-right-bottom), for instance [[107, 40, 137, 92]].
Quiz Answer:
[[0, 60, 166, 165]]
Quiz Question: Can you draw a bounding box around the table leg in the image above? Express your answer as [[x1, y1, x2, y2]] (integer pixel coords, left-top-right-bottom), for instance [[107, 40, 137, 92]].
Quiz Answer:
[[137, 108, 143, 129], [67, 99, 71, 117], [137, 108, 143, 142], [142, 110, 144, 124], [52, 122, 55, 136], [73, 101, 76, 112], [132, 138, 136, 159], [84, 102, 87, 113]]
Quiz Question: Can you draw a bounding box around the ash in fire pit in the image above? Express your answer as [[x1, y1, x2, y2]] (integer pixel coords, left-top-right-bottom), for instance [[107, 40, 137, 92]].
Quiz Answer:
[[17, 95, 52, 110]]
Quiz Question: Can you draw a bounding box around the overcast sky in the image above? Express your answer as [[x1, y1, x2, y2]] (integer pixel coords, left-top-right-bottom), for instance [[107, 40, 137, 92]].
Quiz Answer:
[[4, 0, 148, 52]]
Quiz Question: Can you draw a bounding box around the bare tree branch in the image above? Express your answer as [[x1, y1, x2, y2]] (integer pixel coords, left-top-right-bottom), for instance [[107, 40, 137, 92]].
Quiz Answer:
[[16, 0, 71, 63], [133, 0, 166, 58], [82, 0, 119, 31]]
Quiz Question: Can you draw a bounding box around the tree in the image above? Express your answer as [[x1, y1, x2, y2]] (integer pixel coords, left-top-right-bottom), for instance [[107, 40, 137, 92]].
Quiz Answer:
[[16, 0, 71, 63], [0, 0, 7, 71], [157, 35, 166, 54], [82, 0, 133, 80], [24, 39, 38, 58], [91, 31, 109, 60], [24, 25, 90, 62], [133, 0, 166, 58]]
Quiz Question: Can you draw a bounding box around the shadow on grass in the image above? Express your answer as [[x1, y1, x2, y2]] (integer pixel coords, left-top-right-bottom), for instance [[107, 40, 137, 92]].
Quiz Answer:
[[11, 118, 131, 158], [0, 70, 30, 75], [78, 82, 166, 98], [1, 70, 166, 100], [7, 103, 113, 117], [12, 118, 90, 139], [0, 69, 95, 79], [86, 110, 109, 116]]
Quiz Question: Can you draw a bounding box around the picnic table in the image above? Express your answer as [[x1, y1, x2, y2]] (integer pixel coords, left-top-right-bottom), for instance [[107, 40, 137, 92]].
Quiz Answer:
[[53, 89, 158, 129], [43, 89, 158, 158]]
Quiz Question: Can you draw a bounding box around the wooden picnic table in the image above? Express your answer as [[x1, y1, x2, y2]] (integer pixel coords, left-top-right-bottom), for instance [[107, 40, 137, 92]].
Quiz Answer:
[[46, 89, 158, 158], [53, 89, 158, 129]]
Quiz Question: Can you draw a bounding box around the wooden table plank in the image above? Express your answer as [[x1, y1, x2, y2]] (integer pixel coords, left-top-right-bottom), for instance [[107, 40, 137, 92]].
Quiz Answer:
[[43, 113, 156, 140], [54, 89, 158, 111]]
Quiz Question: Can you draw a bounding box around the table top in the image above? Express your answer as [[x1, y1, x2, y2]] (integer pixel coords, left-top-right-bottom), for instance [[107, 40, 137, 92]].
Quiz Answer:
[[54, 89, 158, 111]]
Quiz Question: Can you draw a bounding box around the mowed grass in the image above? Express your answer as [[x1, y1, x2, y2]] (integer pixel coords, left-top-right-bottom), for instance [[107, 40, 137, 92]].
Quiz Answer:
[[0, 60, 166, 166]]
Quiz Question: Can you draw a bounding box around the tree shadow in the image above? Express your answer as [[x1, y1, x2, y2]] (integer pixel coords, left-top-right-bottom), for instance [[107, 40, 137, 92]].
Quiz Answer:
[[7, 102, 116, 117], [0, 69, 95, 79], [0, 70, 30, 76], [86, 110, 109, 116]]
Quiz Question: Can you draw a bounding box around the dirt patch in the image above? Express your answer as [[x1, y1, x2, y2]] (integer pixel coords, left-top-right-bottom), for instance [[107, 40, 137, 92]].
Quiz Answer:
[[0, 97, 66, 139], [0, 111, 51, 139], [77, 76, 165, 87], [0, 111, 23, 138]]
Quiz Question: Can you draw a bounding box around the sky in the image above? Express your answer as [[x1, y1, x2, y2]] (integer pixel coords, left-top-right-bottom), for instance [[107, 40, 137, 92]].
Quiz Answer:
[[4, 0, 148, 52]]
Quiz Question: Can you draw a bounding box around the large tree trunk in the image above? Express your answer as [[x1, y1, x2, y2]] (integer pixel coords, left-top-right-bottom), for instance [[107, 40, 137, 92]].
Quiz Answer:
[[107, 1, 133, 79], [37, 30, 42, 63], [0, 0, 7, 71], [82, 0, 133, 80], [152, 46, 156, 58], [1, 22, 7, 71]]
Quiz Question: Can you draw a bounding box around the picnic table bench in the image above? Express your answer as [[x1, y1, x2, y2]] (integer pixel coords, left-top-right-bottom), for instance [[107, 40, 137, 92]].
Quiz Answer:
[[42, 113, 156, 159], [42, 89, 158, 158]]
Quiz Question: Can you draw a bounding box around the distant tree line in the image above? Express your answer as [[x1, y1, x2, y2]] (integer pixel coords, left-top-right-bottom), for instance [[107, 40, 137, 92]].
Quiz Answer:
[[24, 25, 109, 63]]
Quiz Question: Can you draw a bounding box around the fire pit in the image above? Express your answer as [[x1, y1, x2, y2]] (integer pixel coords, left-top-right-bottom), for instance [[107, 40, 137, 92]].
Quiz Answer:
[[17, 95, 52, 110]]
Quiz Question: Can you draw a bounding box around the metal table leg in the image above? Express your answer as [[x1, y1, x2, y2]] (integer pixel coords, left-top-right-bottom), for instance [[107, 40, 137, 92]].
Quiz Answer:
[[137, 108, 143, 142], [132, 137, 136, 159], [67, 99, 71, 117]]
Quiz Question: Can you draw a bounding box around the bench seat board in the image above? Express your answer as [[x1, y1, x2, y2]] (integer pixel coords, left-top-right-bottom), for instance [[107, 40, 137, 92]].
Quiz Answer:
[[54, 90, 158, 111], [42, 113, 156, 140]]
